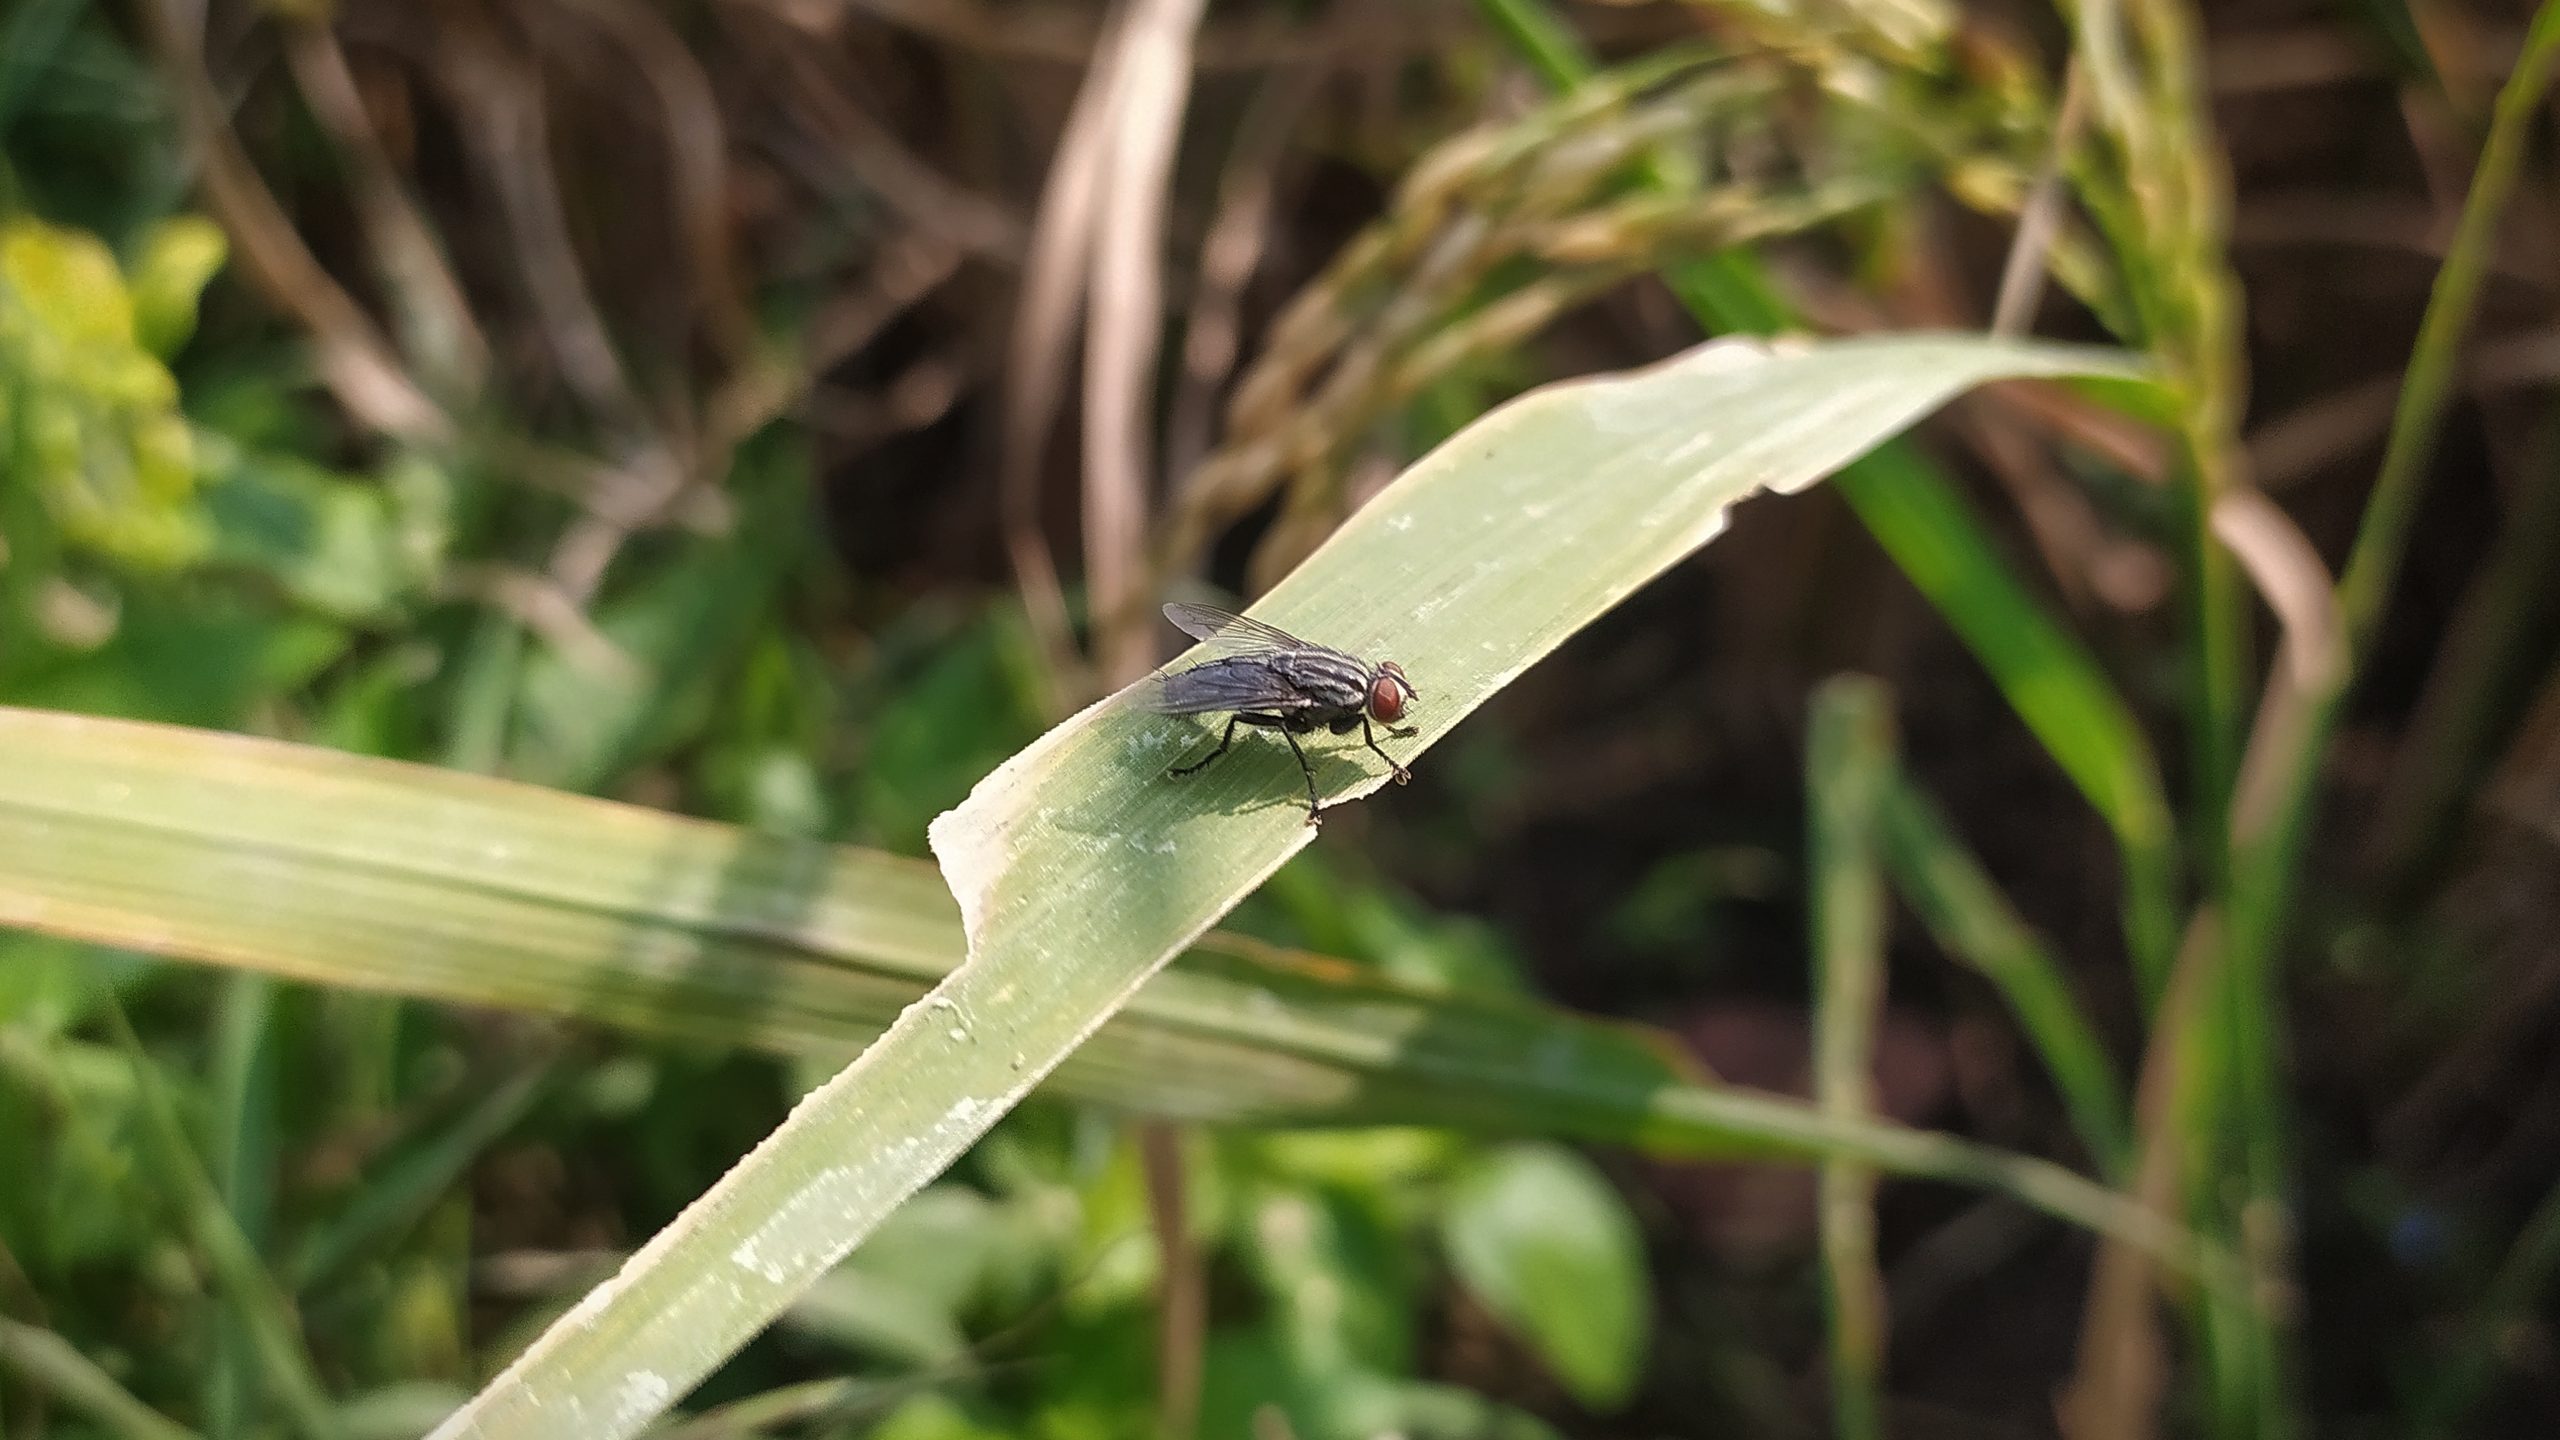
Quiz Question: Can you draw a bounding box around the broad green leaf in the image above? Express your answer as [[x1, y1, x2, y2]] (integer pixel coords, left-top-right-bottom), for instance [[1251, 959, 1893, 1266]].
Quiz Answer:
[[1442, 1143, 1647, 1409], [2, 591, 346, 728], [401, 332, 2154, 1437], [198, 447, 449, 623], [1195, 1326, 1564, 1440], [0, 699, 2180, 1226]]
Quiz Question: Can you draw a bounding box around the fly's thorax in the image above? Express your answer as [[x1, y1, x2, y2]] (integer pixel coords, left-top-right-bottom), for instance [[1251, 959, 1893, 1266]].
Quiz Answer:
[[1268, 648, 1373, 710]]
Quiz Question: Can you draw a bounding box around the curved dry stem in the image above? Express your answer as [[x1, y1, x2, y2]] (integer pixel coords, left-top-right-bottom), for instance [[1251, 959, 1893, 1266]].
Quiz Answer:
[[147, 0, 451, 443], [281, 21, 491, 393], [1083, 0, 1206, 685]]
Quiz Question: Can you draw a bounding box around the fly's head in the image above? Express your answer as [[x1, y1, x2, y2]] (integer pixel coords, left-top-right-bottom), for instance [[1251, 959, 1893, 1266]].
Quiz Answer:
[[1367, 661, 1418, 724]]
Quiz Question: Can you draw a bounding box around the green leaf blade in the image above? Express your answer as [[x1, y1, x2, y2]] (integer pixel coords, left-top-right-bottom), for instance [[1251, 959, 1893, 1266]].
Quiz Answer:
[[1441, 1143, 1649, 1410]]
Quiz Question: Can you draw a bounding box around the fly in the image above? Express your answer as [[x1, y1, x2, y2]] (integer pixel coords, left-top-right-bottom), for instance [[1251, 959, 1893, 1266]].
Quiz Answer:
[[1143, 602, 1420, 825]]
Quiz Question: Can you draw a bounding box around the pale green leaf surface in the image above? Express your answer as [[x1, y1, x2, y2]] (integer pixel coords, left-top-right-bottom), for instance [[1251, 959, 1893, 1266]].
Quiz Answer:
[[415, 333, 2142, 1438], [1442, 1143, 1648, 1408], [934, 335, 2142, 956], [0, 700, 2153, 1199]]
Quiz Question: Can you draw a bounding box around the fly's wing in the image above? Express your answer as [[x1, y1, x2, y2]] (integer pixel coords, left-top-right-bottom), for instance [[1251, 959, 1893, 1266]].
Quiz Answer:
[[1144, 603, 1331, 715], [1138, 656, 1321, 715], [1162, 601, 1307, 654]]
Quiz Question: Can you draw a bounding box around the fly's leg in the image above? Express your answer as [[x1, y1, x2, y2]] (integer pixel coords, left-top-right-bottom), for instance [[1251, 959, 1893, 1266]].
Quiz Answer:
[[1169, 716, 1243, 778], [1360, 717, 1413, 785], [1278, 725, 1324, 824], [1170, 712, 1325, 822]]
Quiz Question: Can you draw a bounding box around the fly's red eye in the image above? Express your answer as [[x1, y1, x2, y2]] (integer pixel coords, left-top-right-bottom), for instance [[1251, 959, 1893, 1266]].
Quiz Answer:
[[1368, 674, 1406, 723]]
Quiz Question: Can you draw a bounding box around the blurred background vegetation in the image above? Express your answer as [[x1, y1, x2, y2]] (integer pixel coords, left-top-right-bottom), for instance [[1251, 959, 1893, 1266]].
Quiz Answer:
[[4, 0, 2559, 1436]]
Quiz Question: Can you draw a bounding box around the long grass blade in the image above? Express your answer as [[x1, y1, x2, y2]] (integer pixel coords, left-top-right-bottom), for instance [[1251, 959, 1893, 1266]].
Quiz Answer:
[[2217, 11, 2560, 1429], [1878, 775, 2131, 1174], [99, 1002, 338, 1440], [2235, 1, 2560, 918], [2410, 1176, 2560, 1438], [205, 974, 280, 1440], [0, 700, 2153, 1195], [1809, 677, 1893, 1440], [0, 1316, 204, 1440]]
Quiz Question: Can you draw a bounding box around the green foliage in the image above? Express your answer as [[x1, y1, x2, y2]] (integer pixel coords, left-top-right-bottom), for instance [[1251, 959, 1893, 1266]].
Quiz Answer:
[[1441, 1144, 1650, 1409], [196, 446, 451, 623], [511, 446, 816, 792]]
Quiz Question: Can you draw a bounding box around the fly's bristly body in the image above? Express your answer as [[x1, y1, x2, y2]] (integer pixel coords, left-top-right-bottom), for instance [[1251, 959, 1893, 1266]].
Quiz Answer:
[[1142, 602, 1420, 825]]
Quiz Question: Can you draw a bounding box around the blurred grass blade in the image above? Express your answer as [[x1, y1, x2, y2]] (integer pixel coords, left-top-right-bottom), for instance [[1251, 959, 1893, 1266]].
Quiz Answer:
[[2273, 1, 2560, 925], [288, 1062, 552, 1290], [403, 333, 2148, 1437], [100, 1001, 337, 1440], [2060, 912, 2222, 1440], [1879, 774, 2131, 1174], [2338, 3, 2560, 658], [2410, 1175, 2560, 1438], [2218, 14, 2560, 1424], [1831, 440, 2181, 996], [2362, 413, 2560, 910], [206, 974, 281, 1440], [0, 696, 2188, 1312], [0, 1315, 203, 1440], [1474, 11, 2183, 994], [0, 699, 2165, 1213], [1809, 677, 1891, 1440]]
